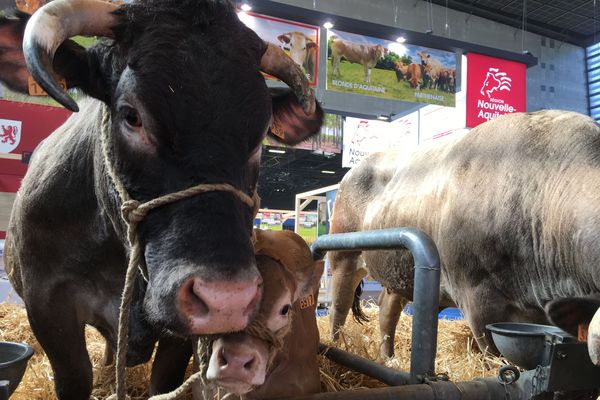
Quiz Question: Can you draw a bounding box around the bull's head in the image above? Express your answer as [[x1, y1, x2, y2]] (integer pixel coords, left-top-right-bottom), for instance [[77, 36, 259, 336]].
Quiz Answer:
[[1, 0, 323, 335]]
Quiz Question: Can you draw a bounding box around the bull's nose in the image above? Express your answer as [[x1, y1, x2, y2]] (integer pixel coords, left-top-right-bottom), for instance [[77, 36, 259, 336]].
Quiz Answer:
[[177, 275, 262, 334]]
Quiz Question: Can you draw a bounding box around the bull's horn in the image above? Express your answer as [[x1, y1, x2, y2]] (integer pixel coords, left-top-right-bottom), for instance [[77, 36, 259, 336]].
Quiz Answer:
[[23, 0, 118, 112], [260, 42, 316, 116], [589, 306, 600, 365]]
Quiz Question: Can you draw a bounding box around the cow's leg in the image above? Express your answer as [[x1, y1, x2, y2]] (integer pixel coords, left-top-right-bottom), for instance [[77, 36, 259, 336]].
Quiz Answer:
[[328, 250, 367, 340], [377, 288, 407, 359], [332, 56, 341, 76], [150, 336, 193, 395], [27, 297, 92, 399], [363, 65, 371, 83]]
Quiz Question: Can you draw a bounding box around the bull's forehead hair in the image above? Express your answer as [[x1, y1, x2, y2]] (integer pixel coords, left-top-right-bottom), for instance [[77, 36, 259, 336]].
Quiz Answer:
[[114, 0, 236, 37], [108, 0, 270, 155]]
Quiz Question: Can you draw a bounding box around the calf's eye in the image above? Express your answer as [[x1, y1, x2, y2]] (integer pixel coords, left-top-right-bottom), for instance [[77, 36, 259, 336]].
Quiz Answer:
[[280, 304, 291, 316]]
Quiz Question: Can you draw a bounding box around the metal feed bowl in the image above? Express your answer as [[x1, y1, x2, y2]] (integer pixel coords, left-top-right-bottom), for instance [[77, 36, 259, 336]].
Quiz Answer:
[[0, 342, 34, 398], [486, 322, 570, 370]]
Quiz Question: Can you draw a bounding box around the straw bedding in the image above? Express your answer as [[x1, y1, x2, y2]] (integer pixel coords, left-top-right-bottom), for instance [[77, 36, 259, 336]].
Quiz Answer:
[[0, 300, 514, 400]]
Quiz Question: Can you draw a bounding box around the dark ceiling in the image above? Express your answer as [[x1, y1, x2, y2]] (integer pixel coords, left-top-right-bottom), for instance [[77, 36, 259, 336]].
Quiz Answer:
[[258, 145, 346, 210], [429, 0, 600, 47]]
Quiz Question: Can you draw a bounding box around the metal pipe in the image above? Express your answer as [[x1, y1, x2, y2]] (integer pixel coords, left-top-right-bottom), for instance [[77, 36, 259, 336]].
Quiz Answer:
[[281, 374, 531, 400], [319, 343, 411, 386], [311, 228, 441, 383]]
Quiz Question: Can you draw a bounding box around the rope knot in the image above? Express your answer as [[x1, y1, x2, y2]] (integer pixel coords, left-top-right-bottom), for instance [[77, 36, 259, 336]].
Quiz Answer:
[[121, 200, 144, 224]]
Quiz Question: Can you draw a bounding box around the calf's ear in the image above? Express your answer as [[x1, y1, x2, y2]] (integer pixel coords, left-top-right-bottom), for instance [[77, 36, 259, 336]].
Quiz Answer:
[[269, 88, 324, 146], [294, 260, 324, 302], [545, 296, 600, 338]]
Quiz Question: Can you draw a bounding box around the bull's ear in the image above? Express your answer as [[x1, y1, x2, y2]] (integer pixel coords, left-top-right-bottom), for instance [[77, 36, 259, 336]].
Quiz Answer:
[[0, 11, 30, 93], [545, 296, 600, 338], [293, 260, 324, 303], [50, 40, 111, 104], [269, 88, 324, 145], [0, 12, 109, 106]]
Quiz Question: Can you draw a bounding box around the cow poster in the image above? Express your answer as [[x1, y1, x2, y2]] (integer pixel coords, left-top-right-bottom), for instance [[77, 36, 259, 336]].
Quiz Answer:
[[342, 115, 418, 168], [237, 11, 319, 86], [326, 29, 457, 107], [466, 52, 526, 127]]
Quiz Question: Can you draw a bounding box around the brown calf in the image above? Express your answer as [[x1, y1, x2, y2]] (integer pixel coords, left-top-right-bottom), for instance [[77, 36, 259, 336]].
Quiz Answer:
[[394, 62, 422, 89], [195, 229, 323, 399]]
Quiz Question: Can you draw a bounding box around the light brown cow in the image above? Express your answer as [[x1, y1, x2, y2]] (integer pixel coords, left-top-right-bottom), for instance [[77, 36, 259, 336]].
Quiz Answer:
[[328, 110, 600, 361], [331, 38, 386, 83], [277, 32, 317, 81], [195, 229, 323, 399], [417, 51, 445, 90], [394, 61, 422, 89]]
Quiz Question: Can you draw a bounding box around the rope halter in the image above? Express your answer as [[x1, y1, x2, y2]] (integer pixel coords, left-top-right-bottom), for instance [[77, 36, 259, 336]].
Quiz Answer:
[[98, 105, 259, 400]]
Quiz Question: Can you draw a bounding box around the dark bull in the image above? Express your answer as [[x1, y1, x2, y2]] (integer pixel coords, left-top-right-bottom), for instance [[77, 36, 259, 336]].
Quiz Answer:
[[0, 0, 323, 398]]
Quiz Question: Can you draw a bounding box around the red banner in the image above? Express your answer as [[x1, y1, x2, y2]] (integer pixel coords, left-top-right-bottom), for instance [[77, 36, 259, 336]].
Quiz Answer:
[[0, 100, 71, 191], [466, 53, 526, 128]]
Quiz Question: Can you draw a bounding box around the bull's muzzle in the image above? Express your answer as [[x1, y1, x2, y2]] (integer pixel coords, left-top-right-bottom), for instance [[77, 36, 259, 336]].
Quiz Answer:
[[177, 275, 262, 335]]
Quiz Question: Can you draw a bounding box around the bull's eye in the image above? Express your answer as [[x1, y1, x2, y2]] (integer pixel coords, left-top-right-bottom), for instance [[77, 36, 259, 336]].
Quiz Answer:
[[122, 106, 142, 128], [280, 304, 291, 316]]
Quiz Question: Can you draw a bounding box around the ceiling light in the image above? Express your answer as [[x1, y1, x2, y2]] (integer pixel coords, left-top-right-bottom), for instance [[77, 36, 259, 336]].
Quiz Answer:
[[240, 3, 252, 11], [268, 149, 286, 154], [377, 114, 390, 121], [323, 21, 334, 29], [321, 170, 335, 174], [396, 36, 406, 43]]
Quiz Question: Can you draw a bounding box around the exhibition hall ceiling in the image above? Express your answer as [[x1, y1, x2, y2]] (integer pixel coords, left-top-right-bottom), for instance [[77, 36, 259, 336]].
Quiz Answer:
[[258, 147, 345, 210], [429, 0, 600, 47]]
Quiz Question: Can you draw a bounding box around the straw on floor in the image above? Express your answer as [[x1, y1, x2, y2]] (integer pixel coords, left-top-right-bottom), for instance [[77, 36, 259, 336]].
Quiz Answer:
[[0, 300, 515, 400]]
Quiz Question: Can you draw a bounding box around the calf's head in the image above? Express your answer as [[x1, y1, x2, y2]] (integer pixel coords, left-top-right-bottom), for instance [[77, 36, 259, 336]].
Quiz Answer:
[[545, 295, 600, 365], [205, 230, 324, 395], [0, 0, 323, 335]]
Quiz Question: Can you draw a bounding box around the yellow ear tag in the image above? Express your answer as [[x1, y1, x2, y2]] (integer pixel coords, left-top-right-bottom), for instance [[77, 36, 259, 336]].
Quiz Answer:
[[270, 120, 286, 140], [28, 75, 67, 96], [578, 323, 589, 342], [299, 293, 315, 310]]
